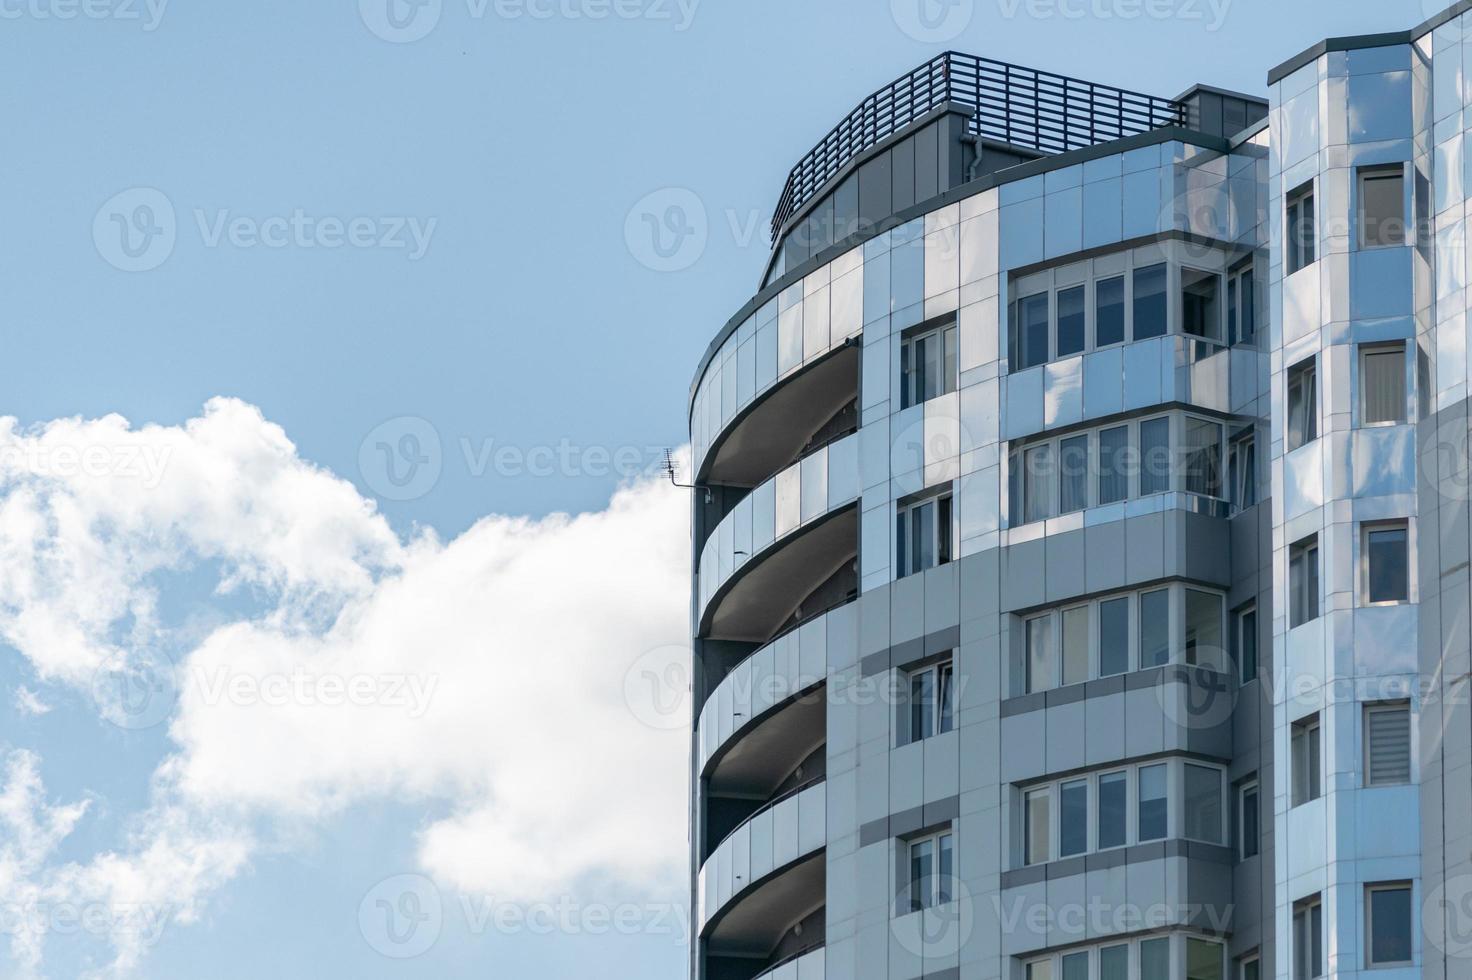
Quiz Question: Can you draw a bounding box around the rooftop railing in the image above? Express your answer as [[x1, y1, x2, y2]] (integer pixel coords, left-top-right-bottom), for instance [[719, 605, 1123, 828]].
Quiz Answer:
[[769, 52, 1186, 243]]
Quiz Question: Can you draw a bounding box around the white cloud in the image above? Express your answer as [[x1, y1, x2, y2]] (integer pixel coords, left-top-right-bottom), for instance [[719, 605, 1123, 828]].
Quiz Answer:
[[12, 686, 50, 716], [0, 399, 692, 974]]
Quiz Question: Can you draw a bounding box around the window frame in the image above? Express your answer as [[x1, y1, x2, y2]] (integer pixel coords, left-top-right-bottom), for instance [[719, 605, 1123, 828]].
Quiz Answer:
[[1238, 778, 1260, 860], [1227, 261, 1256, 347], [1289, 536, 1320, 628], [1361, 520, 1410, 606], [1358, 342, 1408, 427], [1293, 895, 1325, 980], [1357, 164, 1407, 250], [906, 658, 956, 744], [1365, 881, 1414, 968], [1286, 358, 1319, 451], [896, 491, 954, 579], [1286, 181, 1317, 275], [1180, 267, 1224, 341], [1291, 714, 1323, 807], [1364, 701, 1412, 787], [906, 827, 955, 912], [1228, 429, 1257, 512], [899, 318, 959, 410], [1236, 604, 1258, 684]]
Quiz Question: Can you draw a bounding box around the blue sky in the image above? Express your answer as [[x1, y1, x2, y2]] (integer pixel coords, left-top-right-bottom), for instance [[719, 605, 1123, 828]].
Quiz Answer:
[[0, 0, 1438, 977]]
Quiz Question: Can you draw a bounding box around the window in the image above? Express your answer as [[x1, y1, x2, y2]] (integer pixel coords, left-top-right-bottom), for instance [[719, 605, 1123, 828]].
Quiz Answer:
[[1059, 434, 1090, 514], [1181, 269, 1222, 340], [897, 493, 952, 578], [1096, 275, 1126, 347], [1059, 778, 1088, 857], [1133, 263, 1168, 339], [1097, 771, 1128, 848], [1057, 285, 1086, 357], [1025, 615, 1053, 694], [1187, 939, 1224, 980], [1014, 293, 1050, 370], [1359, 166, 1406, 249], [1138, 763, 1168, 841], [1228, 263, 1255, 346], [1139, 589, 1170, 668], [1184, 764, 1224, 843], [1287, 181, 1316, 274], [908, 660, 955, 743], [900, 321, 958, 409], [1061, 951, 1089, 980], [1228, 431, 1257, 510], [1183, 418, 1223, 498], [1022, 443, 1053, 524], [1366, 882, 1413, 966], [1025, 787, 1051, 865], [1139, 417, 1172, 495], [1287, 359, 1318, 450], [1289, 536, 1320, 628], [1293, 896, 1324, 980], [1292, 714, 1322, 806], [1100, 945, 1129, 980], [1240, 957, 1260, 980], [1363, 522, 1409, 604], [1099, 597, 1131, 677], [1097, 426, 1129, 504], [1027, 961, 1053, 980], [1061, 605, 1090, 687], [1239, 779, 1260, 859], [907, 829, 954, 911], [1185, 590, 1225, 672], [1361, 344, 1406, 425], [1236, 605, 1258, 683], [1140, 937, 1171, 980], [1365, 702, 1411, 786]]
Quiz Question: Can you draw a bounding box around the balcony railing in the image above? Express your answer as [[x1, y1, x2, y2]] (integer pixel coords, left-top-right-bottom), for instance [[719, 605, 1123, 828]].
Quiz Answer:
[[770, 52, 1186, 243]]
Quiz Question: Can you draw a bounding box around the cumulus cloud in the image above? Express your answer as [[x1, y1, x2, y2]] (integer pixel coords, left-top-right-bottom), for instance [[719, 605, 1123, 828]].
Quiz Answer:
[[0, 399, 691, 974]]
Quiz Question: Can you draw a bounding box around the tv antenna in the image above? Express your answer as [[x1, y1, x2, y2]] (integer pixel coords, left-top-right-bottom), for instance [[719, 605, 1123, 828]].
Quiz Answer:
[[664, 449, 711, 503]]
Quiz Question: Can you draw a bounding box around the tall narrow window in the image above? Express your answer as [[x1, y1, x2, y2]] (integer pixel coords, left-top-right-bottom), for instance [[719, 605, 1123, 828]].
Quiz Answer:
[[1366, 883, 1413, 966], [1061, 952, 1089, 980], [908, 660, 955, 743], [1237, 605, 1258, 683], [1061, 605, 1090, 687], [1098, 596, 1130, 677], [1229, 430, 1257, 510], [1097, 770, 1127, 848], [1059, 778, 1088, 857], [1289, 536, 1320, 627], [1287, 181, 1316, 274], [1139, 417, 1172, 495], [1096, 275, 1126, 347], [1182, 269, 1222, 339], [900, 321, 957, 409], [1056, 285, 1086, 357], [1184, 417, 1224, 498], [1185, 590, 1225, 672], [907, 829, 954, 911], [1365, 702, 1412, 786], [1359, 166, 1406, 248], [1241, 957, 1261, 980], [1023, 444, 1053, 524], [1187, 939, 1225, 980], [1140, 937, 1172, 980], [1139, 589, 1171, 668], [1100, 946, 1130, 980], [1024, 788, 1051, 865], [1058, 434, 1090, 514], [1287, 359, 1318, 450], [1138, 763, 1168, 841], [1097, 425, 1129, 504], [1184, 763, 1224, 844], [1026, 961, 1053, 980], [1014, 293, 1050, 370], [897, 493, 953, 579], [1133, 263, 1169, 339], [1361, 344, 1407, 425], [1228, 262, 1255, 346], [1292, 714, 1322, 806], [1025, 615, 1053, 695], [1293, 896, 1324, 980], [1364, 522, 1409, 604], [1240, 779, 1260, 858]]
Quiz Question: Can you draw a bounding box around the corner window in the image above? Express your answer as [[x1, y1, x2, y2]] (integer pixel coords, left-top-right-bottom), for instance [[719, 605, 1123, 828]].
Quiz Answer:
[[1184, 590, 1225, 672], [1289, 536, 1320, 628], [900, 320, 957, 410], [1138, 417, 1172, 496], [1014, 293, 1050, 370], [1137, 763, 1168, 841], [1187, 939, 1225, 980], [1228, 262, 1255, 346], [1293, 896, 1324, 980], [1366, 882, 1413, 966], [907, 829, 954, 912], [1291, 714, 1322, 807], [897, 492, 952, 579], [1287, 358, 1318, 450], [1363, 521, 1409, 604], [1360, 343, 1407, 425], [1236, 605, 1258, 684], [1183, 417, 1224, 498], [1183, 764, 1224, 844], [1239, 779, 1260, 859], [1286, 181, 1316, 274], [1359, 166, 1406, 249], [1365, 702, 1411, 786], [908, 659, 955, 743], [1228, 430, 1257, 510], [1133, 263, 1168, 339], [1181, 268, 1222, 340]]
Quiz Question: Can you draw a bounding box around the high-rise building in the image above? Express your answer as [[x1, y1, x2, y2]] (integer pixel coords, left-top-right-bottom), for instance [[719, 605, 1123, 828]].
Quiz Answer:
[[687, 6, 1472, 980]]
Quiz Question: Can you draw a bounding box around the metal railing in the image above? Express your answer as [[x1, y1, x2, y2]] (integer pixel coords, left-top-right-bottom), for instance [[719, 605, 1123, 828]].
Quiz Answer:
[[770, 52, 1186, 243]]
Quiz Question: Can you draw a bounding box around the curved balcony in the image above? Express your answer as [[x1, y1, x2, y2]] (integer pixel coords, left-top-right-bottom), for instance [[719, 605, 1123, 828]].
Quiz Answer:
[[699, 780, 827, 946], [698, 435, 859, 643], [697, 602, 854, 778]]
